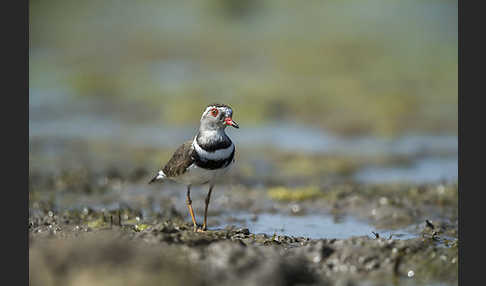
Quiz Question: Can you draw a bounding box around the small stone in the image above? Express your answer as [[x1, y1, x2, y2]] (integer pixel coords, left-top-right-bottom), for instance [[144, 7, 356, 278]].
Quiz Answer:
[[291, 204, 301, 214], [379, 197, 389, 205], [237, 228, 250, 235]]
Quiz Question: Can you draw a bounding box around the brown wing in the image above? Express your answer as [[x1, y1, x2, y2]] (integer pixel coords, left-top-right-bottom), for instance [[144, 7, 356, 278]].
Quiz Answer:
[[161, 140, 195, 177]]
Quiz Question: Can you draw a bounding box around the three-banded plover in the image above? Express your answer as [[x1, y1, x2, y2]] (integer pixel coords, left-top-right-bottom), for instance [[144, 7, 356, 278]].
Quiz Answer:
[[149, 103, 239, 232]]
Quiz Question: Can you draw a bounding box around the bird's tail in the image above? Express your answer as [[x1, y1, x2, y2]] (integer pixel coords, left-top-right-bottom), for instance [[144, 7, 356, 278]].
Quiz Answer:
[[148, 170, 166, 184], [148, 176, 158, 184]]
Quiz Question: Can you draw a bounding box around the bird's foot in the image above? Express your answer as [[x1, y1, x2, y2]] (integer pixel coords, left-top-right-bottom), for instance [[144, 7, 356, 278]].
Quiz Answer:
[[192, 225, 208, 232]]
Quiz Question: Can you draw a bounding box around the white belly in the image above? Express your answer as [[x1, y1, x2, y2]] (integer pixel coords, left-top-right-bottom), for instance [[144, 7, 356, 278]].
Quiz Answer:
[[171, 161, 234, 186]]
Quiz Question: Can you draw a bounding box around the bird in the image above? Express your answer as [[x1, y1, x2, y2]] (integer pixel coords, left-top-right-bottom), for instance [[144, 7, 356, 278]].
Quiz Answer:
[[149, 103, 239, 232]]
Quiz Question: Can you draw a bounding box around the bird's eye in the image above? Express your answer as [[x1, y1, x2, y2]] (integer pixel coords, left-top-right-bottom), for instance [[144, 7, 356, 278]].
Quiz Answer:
[[211, 108, 219, 117]]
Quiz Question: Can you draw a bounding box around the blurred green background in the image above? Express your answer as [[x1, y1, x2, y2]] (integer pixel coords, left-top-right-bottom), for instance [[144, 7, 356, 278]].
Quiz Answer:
[[29, 0, 457, 190], [30, 0, 457, 137]]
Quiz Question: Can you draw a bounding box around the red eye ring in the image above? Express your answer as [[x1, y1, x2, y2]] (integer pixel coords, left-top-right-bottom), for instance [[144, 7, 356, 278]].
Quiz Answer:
[[211, 108, 219, 117]]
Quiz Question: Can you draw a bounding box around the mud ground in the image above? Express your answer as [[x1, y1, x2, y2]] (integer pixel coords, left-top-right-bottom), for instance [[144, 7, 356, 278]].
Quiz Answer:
[[29, 162, 458, 286]]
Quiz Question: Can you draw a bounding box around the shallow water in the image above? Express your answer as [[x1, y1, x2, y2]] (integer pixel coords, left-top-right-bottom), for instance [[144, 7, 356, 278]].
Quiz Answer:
[[34, 182, 421, 241], [355, 156, 458, 184], [221, 213, 417, 240], [30, 85, 457, 240], [29, 88, 457, 157], [30, 87, 457, 185]]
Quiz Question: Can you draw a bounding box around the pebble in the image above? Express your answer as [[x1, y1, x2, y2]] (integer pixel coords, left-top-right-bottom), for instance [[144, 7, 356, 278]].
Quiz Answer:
[[379, 197, 389, 205], [291, 204, 301, 214]]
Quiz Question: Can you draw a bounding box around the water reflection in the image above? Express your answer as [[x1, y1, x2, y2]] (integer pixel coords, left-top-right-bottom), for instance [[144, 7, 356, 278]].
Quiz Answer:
[[222, 213, 417, 240]]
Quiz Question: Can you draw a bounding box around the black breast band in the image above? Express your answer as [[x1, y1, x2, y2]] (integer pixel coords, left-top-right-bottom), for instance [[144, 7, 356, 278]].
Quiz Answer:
[[196, 133, 232, 152], [192, 148, 235, 170]]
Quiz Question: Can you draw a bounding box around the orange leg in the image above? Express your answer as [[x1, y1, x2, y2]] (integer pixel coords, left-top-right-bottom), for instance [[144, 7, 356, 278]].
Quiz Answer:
[[202, 185, 214, 231], [186, 186, 198, 231]]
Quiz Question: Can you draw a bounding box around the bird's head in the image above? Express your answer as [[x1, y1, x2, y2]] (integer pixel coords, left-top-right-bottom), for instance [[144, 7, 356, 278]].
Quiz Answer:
[[200, 103, 239, 131]]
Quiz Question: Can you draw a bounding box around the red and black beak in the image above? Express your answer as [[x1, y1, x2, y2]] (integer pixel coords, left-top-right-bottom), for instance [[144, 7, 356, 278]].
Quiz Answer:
[[224, 117, 239, 128]]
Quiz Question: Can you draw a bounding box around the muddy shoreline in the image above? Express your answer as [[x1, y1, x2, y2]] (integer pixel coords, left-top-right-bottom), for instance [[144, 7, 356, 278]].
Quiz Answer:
[[29, 210, 457, 286], [29, 163, 458, 285]]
